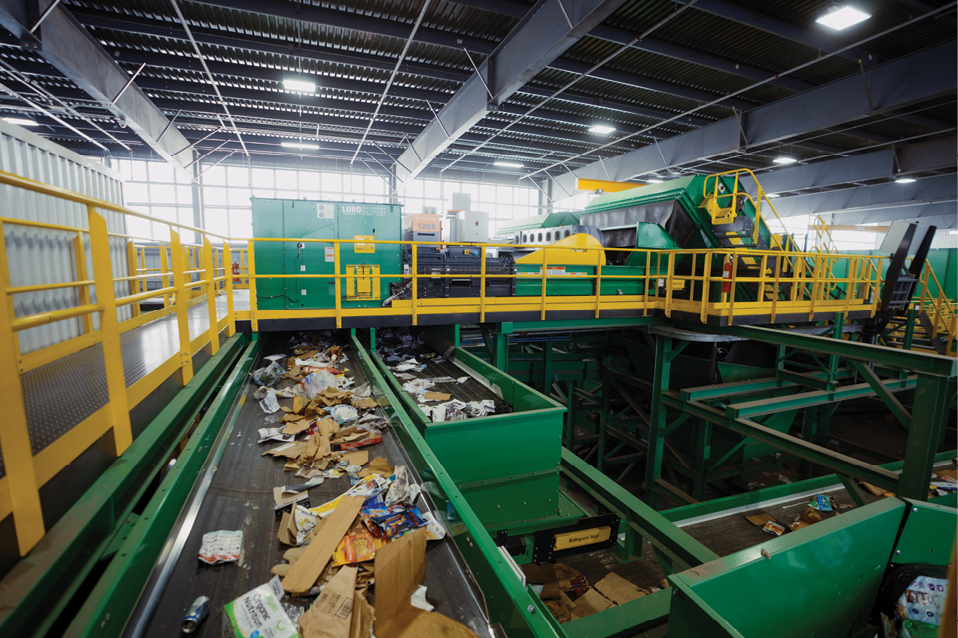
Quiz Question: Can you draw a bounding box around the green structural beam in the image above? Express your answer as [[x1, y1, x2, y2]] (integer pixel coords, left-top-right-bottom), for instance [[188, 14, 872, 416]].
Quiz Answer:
[[706, 325, 958, 377], [724, 376, 917, 418], [849, 360, 912, 430], [561, 448, 719, 570], [679, 399, 900, 492]]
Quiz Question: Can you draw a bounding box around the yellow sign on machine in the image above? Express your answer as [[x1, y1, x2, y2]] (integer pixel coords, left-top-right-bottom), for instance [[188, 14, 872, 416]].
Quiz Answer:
[[553, 526, 612, 551], [346, 265, 379, 300]]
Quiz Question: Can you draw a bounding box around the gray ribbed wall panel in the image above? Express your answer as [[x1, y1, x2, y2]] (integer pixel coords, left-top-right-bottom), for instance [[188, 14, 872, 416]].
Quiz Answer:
[[0, 119, 130, 355]]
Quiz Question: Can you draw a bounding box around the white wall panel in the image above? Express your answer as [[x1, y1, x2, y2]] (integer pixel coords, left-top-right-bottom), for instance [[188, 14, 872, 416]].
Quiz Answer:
[[0, 120, 130, 354]]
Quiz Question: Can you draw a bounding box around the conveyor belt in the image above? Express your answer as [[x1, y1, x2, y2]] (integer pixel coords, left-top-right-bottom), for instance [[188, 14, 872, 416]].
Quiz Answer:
[[128, 339, 491, 637], [376, 339, 512, 416]]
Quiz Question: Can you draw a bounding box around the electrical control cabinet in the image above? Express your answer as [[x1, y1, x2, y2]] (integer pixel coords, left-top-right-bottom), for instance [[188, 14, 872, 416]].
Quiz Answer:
[[251, 198, 402, 311]]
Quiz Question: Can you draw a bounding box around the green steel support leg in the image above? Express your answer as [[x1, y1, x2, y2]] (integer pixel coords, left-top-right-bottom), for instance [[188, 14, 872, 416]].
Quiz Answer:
[[565, 380, 577, 450], [691, 419, 711, 501], [645, 335, 673, 507], [542, 342, 553, 394], [899, 374, 950, 500], [837, 473, 866, 507], [597, 364, 610, 472], [369, 327, 375, 350], [492, 331, 509, 374]]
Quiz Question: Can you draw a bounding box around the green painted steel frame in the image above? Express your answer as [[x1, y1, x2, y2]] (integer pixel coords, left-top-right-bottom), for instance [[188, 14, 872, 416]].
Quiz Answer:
[[349, 335, 563, 638], [67, 335, 259, 637], [0, 333, 252, 638]]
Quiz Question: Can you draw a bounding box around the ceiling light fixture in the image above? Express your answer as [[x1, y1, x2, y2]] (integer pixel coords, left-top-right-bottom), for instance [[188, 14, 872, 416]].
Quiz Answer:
[[3, 117, 37, 126], [588, 124, 616, 135], [282, 141, 319, 150], [494, 161, 524, 168], [645, 178, 663, 184], [773, 156, 798, 165], [283, 78, 316, 93], [949, 230, 958, 235], [816, 5, 870, 31], [895, 177, 916, 184], [767, 193, 781, 198]]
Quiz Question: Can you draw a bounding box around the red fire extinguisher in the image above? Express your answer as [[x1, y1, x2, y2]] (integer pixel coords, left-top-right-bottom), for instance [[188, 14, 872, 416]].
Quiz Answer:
[[722, 256, 733, 294], [232, 260, 240, 284]]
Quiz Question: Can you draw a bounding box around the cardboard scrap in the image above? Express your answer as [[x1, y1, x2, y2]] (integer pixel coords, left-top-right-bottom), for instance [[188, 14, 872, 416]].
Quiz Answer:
[[263, 441, 307, 459], [342, 450, 369, 466], [319, 387, 352, 406], [315, 418, 340, 440], [350, 591, 375, 638], [594, 573, 648, 605], [359, 457, 395, 478], [521, 563, 556, 584], [283, 496, 365, 594], [293, 393, 307, 414], [422, 392, 451, 402], [282, 419, 312, 435], [571, 589, 613, 619], [351, 397, 378, 410], [299, 566, 357, 638], [745, 512, 776, 526], [374, 529, 478, 638], [298, 434, 332, 466]]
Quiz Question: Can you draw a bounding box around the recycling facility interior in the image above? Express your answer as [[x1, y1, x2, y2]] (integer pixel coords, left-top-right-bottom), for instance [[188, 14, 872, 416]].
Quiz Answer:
[[0, 1, 956, 637]]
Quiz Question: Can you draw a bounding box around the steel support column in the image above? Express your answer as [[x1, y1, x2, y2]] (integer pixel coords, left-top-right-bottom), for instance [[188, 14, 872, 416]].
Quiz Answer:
[[899, 374, 951, 500], [645, 335, 672, 507]]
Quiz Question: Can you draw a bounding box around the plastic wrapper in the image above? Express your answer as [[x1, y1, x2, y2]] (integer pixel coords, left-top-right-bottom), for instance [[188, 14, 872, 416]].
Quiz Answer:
[[222, 576, 296, 638], [761, 521, 786, 536], [331, 529, 386, 565], [810, 494, 833, 511], [300, 369, 339, 399], [198, 529, 243, 565], [251, 361, 284, 387], [897, 575, 947, 629], [327, 404, 359, 424], [258, 388, 280, 414], [257, 427, 293, 444], [384, 466, 409, 506], [293, 505, 317, 546]]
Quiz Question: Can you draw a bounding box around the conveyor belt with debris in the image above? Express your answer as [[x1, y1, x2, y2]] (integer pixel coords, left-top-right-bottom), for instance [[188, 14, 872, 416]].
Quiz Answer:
[[126, 337, 491, 637]]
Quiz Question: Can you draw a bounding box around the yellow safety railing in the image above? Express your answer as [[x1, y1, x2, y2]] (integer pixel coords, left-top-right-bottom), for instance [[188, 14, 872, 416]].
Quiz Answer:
[[0, 169, 236, 556], [0, 166, 893, 555], [917, 261, 957, 357], [702, 168, 793, 253]]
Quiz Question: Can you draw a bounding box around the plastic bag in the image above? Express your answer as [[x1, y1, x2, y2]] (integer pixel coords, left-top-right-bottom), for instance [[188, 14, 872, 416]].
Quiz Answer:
[[301, 369, 339, 399], [251, 361, 284, 387]]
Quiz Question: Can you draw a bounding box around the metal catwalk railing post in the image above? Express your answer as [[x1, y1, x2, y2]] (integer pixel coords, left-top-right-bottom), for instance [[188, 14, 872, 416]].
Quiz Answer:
[[224, 242, 235, 338], [202, 237, 219, 356], [169, 229, 194, 384], [90, 206, 133, 456], [0, 218, 45, 556]]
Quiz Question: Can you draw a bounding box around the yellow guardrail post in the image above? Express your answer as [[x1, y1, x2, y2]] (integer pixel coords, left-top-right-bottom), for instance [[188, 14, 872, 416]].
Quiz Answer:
[[540, 255, 548, 321], [728, 254, 738, 325], [160, 245, 171, 308], [202, 236, 219, 355], [0, 218, 45, 556], [224, 241, 235, 337], [126, 240, 140, 318], [664, 253, 674, 318], [334, 242, 342, 329], [248, 243, 258, 331], [700, 251, 711, 323], [138, 247, 146, 292], [73, 234, 94, 335], [479, 248, 486, 323], [411, 244, 417, 327], [169, 229, 194, 384], [90, 207, 132, 455]]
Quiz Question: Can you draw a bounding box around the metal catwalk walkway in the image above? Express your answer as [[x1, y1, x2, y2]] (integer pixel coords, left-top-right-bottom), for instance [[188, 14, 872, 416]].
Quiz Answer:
[[17, 290, 250, 464]]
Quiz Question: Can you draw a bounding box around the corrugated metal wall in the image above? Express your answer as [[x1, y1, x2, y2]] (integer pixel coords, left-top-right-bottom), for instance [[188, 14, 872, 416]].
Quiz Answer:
[[931, 231, 958, 250], [0, 120, 130, 355]]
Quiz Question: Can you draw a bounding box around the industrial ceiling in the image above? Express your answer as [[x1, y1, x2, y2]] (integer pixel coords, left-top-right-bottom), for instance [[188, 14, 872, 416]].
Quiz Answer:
[[0, 0, 954, 225]]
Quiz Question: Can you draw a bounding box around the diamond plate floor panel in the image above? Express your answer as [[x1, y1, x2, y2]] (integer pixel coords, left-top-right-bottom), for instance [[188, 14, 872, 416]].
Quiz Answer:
[[16, 291, 247, 465]]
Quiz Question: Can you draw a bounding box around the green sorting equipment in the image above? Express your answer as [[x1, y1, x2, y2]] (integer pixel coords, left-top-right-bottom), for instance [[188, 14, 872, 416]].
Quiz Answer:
[[251, 198, 402, 311]]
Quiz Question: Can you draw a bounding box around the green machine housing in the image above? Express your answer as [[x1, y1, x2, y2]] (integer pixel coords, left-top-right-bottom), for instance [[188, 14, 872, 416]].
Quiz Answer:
[[251, 198, 403, 311]]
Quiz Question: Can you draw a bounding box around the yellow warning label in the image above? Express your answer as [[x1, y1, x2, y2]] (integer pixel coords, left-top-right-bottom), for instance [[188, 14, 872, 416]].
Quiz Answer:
[[355, 235, 375, 253], [553, 526, 611, 551]]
